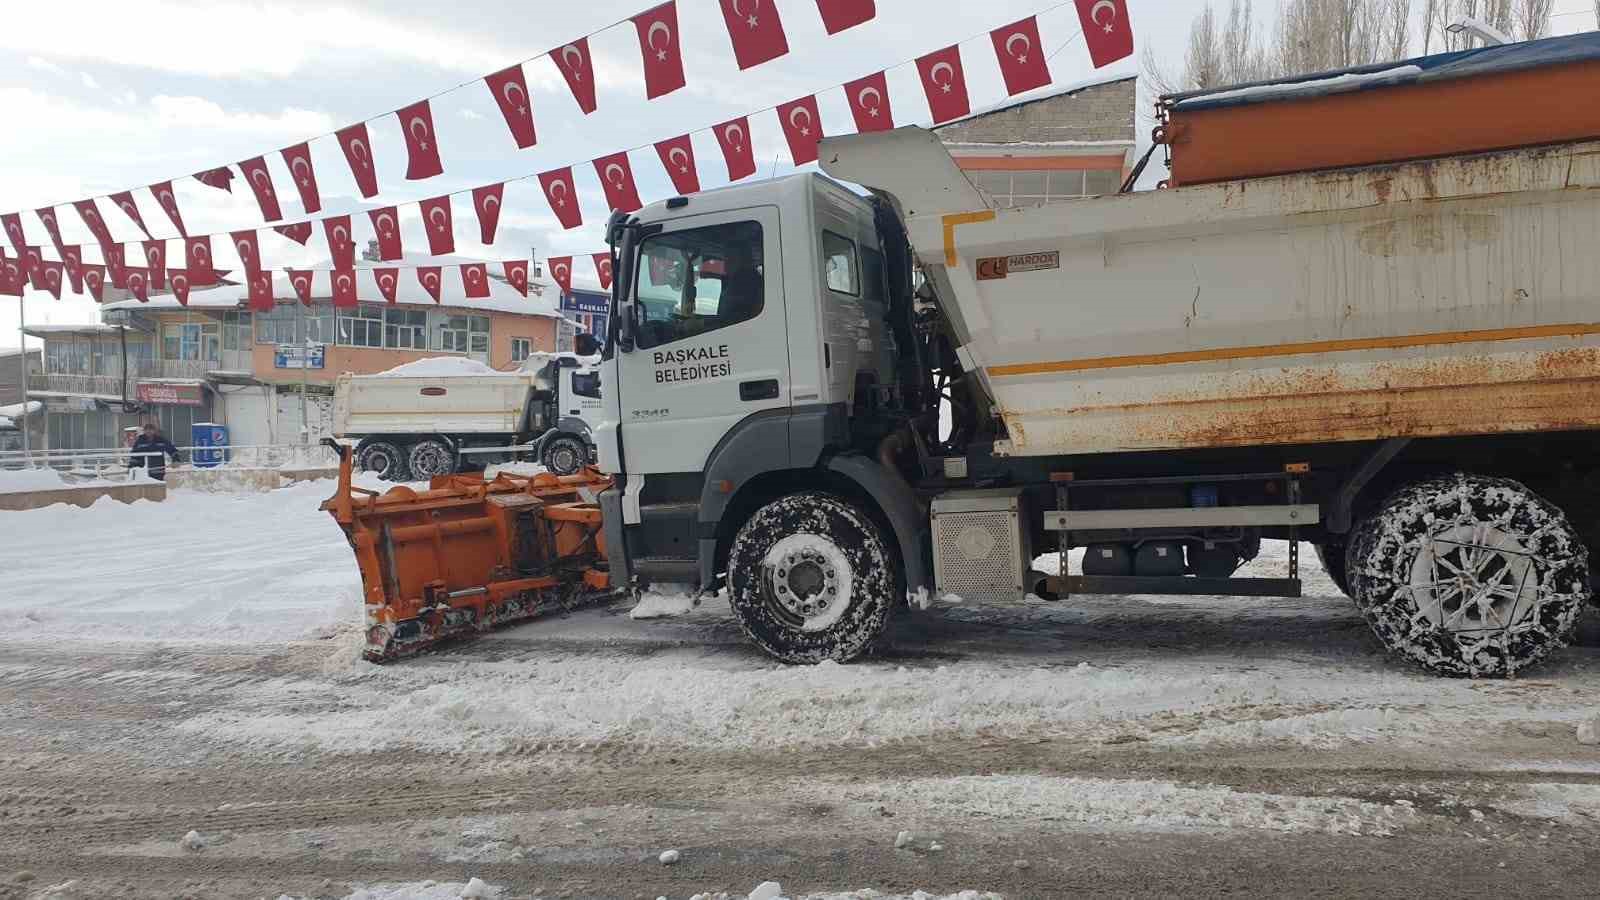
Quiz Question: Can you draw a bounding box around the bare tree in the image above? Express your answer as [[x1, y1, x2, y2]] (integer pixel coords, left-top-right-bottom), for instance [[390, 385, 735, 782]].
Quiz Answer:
[[1275, 0, 1411, 73], [1427, 0, 1516, 51], [1509, 0, 1555, 40]]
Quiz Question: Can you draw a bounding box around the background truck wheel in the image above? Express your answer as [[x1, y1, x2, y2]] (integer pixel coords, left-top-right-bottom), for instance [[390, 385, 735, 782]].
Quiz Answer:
[[1347, 473, 1590, 677], [408, 439, 456, 480], [356, 440, 409, 482], [1314, 542, 1351, 597], [541, 435, 587, 476], [726, 492, 898, 664]]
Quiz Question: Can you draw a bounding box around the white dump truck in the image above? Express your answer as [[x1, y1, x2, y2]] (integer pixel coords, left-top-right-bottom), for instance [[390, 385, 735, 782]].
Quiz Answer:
[[332, 354, 602, 479], [590, 35, 1600, 677]]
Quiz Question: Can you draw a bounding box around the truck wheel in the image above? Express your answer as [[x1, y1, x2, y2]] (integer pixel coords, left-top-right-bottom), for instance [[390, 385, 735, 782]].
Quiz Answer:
[[726, 492, 898, 664], [1314, 542, 1351, 597], [357, 441, 409, 481], [1347, 474, 1591, 677], [541, 435, 587, 476], [408, 439, 456, 480]]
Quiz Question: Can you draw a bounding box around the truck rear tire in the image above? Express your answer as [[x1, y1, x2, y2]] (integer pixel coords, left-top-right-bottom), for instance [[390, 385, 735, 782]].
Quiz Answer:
[[357, 440, 409, 482], [1313, 542, 1351, 597], [1347, 474, 1590, 677], [408, 439, 456, 480], [541, 435, 587, 476], [726, 492, 897, 664]]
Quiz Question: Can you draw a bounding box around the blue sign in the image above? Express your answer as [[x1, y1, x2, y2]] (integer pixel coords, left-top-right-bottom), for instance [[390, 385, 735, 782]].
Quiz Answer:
[[275, 343, 326, 369], [561, 289, 608, 315]]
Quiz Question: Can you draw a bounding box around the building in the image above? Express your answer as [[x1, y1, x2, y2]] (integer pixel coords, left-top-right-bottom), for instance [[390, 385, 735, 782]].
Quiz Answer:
[[0, 347, 43, 451]]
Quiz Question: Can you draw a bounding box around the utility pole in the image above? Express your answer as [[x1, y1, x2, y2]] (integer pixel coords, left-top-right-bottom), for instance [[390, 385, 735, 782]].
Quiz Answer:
[[298, 296, 309, 445], [17, 293, 31, 464]]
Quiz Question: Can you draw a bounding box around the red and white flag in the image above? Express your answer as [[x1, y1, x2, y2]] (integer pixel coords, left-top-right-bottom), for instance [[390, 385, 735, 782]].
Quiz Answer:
[[549, 37, 598, 114], [280, 142, 322, 214], [461, 263, 490, 298], [231, 229, 262, 275], [142, 240, 166, 291], [592, 252, 614, 290], [123, 265, 147, 302], [185, 236, 215, 280], [653, 134, 701, 196], [396, 99, 444, 180], [0, 250, 22, 297], [82, 264, 106, 301], [419, 195, 455, 255], [62, 244, 85, 293], [195, 166, 234, 193], [273, 222, 313, 245], [238, 156, 283, 221], [288, 269, 315, 306], [248, 269, 275, 311], [149, 181, 187, 237], [632, 2, 686, 100], [168, 269, 192, 306], [323, 216, 356, 269], [368, 207, 403, 260], [916, 45, 971, 124], [1075, 0, 1134, 68], [331, 269, 359, 308], [548, 256, 573, 294], [41, 260, 65, 299], [719, 0, 789, 70], [373, 268, 400, 303], [593, 151, 644, 213], [73, 199, 115, 252], [102, 245, 125, 288], [417, 265, 443, 302], [472, 183, 504, 244], [484, 64, 538, 149], [336, 123, 380, 198], [503, 260, 529, 297], [1, 214, 25, 255], [713, 116, 757, 181], [23, 246, 45, 291], [108, 191, 152, 239], [34, 207, 65, 257], [776, 95, 823, 165], [538, 167, 583, 230], [991, 16, 1052, 96], [844, 71, 894, 132], [815, 0, 874, 34]]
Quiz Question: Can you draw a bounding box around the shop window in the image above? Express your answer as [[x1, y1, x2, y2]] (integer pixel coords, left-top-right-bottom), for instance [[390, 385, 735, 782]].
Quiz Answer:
[[337, 305, 384, 348], [384, 308, 428, 349]]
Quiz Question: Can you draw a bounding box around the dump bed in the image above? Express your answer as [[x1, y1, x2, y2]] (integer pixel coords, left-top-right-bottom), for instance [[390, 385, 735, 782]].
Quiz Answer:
[[331, 371, 535, 438]]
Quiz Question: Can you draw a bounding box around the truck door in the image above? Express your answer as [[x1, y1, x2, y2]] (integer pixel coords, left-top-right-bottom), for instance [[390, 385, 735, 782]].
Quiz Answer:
[[615, 207, 787, 475]]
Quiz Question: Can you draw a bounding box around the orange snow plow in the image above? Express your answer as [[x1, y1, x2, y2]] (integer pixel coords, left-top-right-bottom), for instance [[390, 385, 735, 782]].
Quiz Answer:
[[320, 440, 615, 661]]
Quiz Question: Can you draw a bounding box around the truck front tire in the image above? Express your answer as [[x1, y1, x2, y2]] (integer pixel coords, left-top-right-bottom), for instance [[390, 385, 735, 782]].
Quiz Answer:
[[1347, 474, 1590, 677], [726, 492, 897, 664], [357, 440, 409, 482], [541, 435, 588, 476]]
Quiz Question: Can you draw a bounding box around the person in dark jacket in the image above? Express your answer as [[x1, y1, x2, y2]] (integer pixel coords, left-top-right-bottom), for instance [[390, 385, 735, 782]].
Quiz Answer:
[[129, 423, 182, 481]]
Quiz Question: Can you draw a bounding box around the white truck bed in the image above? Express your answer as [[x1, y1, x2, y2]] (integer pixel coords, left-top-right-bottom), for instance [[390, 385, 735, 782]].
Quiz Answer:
[[331, 371, 534, 438]]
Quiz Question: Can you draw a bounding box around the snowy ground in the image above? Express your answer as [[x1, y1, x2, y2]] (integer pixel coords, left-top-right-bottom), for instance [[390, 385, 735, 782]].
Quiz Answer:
[[3, 483, 1600, 898]]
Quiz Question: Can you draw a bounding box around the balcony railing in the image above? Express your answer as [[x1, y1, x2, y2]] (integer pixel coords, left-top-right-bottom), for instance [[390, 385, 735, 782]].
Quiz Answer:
[[27, 359, 220, 397]]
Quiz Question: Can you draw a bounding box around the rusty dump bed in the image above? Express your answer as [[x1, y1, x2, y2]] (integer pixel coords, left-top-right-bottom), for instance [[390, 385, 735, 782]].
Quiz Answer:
[[321, 448, 613, 660], [1159, 32, 1600, 187]]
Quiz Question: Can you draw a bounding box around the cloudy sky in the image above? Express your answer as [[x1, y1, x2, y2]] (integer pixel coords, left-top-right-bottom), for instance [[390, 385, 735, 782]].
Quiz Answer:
[[1, 0, 1594, 343]]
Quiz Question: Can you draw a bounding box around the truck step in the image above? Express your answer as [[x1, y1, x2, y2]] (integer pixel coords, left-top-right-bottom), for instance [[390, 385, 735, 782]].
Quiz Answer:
[[1052, 575, 1302, 598]]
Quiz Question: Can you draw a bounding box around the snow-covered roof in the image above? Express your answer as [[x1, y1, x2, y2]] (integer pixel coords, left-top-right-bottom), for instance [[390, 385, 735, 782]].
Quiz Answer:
[[101, 282, 251, 312], [373, 356, 501, 377], [0, 400, 42, 419], [22, 324, 127, 336]]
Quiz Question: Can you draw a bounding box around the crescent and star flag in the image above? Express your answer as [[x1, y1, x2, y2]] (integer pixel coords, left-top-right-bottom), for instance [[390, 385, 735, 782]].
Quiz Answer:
[[41, 260, 65, 299], [81, 264, 105, 301], [168, 269, 192, 306], [417, 266, 443, 302], [289, 269, 315, 306], [238, 156, 283, 221], [776, 95, 823, 165], [149, 181, 187, 237], [485, 64, 538, 149], [323, 215, 356, 269], [719, 0, 788, 70], [2, 214, 25, 255], [62, 245, 85, 293], [916, 44, 971, 124], [373, 268, 400, 303], [230, 229, 261, 276], [195, 166, 234, 192], [844, 70, 894, 133], [123, 266, 146, 302], [990, 16, 1052, 96], [1075, 0, 1134, 67], [592, 252, 614, 290], [632, 2, 686, 100], [713, 116, 757, 181], [815, 0, 874, 34], [539, 166, 583, 230], [34, 207, 65, 257], [593, 151, 644, 213], [73, 199, 115, 253], [548, 256, 573, 294], [503, 260, 530, 297], [23, 247, 45, 291], [461, 263, 490, 298], [653, 134, 701, 196], [248, 269, 275, 311], [368, 206, 404, 260], [0, 252, 22, 297], [396, 99, 444, 180], [280, 142, 322, 214], [102, 244, 125, 288], [336, 122, 380, 198], [185, 236, 215, 280], [331, 269, 359, 308], [549, 37, 598, 114], [472, 183, 504, 244], [419, 195, 456, 255], [274, 222, 313, 245], [109, 191, 152, 239], [142, 240, 166, 291]]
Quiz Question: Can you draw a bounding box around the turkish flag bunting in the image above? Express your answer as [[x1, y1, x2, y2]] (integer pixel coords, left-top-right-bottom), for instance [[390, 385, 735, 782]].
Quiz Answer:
[[168, 269, 192, 306], [142, 240, 166, 291], [195, 166, 234, 193], [368, 207, 404, 261], [844, 71, 894, 132], [503, 260, 529, 297], [396, 99, 444, 180], [62, 245, 85, 293], [1075, 0, 1134, 68], [593, 151, 644, 213], [417, 266, 444, 302], [280, 142, 323, 214], [41, 260, 65, 299], [108, 191, 152, 239], [238, 156, 283, 222], [719, 0, 789, 69], [82, 264, 106, 301], [149, 181, 187, 237], [991, 16, 1052, 96], [815, 0, 874, 34], [2, 214, 25, 255], [185, 236, 215, 280], [713, 116, 757, 181], [592, 252, 614, 290], [916, 45, 971, 124], [73, 199, 115, 253], [548, 256, 573, 294], [123, 265, 147, 302], [103, 245, 125, 288], [538, 167, 583, 230], [336, 123, 380, 198], [776, 95, 823, 165], [653, 134, 701, 196], [419, 195, 455, 255], [485, 64, 538, 149], [373, 268, 400, 303], [231, 229, 261, 275], [273, 222, 313, 245], [23, 247, 45, 291], [632, 2, 686, 100], [472, 184, 504, 244], [549, 37, 598, 114], [0, 250, 21, 297], [323, 216, 356, 269], [461, 263, 490, 298], [288, 269, 315, 306], [248, 269, 275, 312], [331, 269, 359, 308], [34, 207, 65, 257]]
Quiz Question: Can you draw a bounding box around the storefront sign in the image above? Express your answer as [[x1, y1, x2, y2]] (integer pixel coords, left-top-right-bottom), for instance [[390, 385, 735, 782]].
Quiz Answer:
[[135, 381, 205, 407], [275, 343, 327, 369], [561, 289, 609, 315]]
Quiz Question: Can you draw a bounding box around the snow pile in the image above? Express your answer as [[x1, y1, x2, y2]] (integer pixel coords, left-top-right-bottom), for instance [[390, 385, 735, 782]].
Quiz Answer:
[[630, 585, 698, 619], [278, 881, 501, 900], [179, 829, 206, 850], [659, 848, 682, 865], [687, 887, 1001, 900], [375, 356, 499, 377], [1173, 65, 1422, 107], [0, 467, 71, 493]]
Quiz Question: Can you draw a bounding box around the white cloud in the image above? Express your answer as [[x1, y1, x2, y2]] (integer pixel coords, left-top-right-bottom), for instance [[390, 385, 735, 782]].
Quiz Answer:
[[26, 56, 65, 75], [80, 72, 101, 90], [148, 96, 334, 135]]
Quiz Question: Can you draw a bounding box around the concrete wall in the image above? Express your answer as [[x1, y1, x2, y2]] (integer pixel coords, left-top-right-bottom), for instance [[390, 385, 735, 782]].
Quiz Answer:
[[0, 481, 165, 512], [934, 77, 1136, 145]]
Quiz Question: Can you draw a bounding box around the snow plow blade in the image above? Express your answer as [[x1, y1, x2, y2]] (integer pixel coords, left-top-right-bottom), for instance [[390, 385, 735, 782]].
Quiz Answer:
[[320, 440, 614, 661]]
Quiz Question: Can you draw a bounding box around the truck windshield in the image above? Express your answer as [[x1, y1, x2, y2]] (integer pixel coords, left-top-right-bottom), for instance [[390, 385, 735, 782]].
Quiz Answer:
[[633, 220, 763, 350]]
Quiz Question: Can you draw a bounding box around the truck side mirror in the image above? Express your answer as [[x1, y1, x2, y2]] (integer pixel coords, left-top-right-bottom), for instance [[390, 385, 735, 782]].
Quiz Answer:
[[574, 333, 599, 356]]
